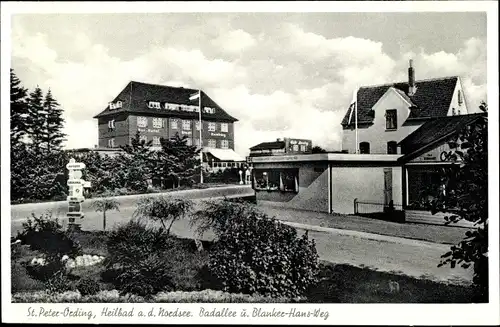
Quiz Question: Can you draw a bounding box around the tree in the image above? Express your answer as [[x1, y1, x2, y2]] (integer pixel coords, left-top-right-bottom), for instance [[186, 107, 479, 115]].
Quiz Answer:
[[119, 131, 155, 192], [43, 89, 66, 153], [10, 69, 29, 148], [311, 146, 327, 153], [424, 110, 488, 301], [159, 133, 201, 188], [90, 197, 120, 231], [27, 86, 47, 154]]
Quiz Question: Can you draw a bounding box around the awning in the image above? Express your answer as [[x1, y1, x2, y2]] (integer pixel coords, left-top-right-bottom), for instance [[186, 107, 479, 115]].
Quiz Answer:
[[202, 147, 246, 161]]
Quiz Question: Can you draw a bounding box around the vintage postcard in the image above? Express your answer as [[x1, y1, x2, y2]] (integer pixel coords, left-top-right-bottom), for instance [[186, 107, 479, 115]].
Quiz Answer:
[[1, 1, 499, 325]]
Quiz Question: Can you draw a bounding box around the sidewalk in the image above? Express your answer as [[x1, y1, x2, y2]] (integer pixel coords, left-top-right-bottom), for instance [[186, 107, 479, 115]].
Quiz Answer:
[[257, 204, 470, 245]]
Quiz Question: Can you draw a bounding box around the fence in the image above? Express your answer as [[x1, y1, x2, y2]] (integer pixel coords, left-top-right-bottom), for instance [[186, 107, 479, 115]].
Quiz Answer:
[[353, 198, 405, 223]]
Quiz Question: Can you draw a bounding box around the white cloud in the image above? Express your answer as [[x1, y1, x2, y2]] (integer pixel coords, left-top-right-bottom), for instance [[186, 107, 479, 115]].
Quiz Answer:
[[11, 20, 487, 157], [212, 29, 257, 53]]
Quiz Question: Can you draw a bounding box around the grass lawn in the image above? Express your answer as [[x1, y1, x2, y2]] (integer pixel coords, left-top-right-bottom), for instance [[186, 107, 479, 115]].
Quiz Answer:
[[258, 204, 470, 245], [11, 230, 480, 303]]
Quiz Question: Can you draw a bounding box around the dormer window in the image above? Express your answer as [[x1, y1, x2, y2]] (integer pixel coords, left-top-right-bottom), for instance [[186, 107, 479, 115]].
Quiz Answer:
[[203, 107, 215, 114], [148, 101, 161, 109], [116, 101, 123, 108], [109, 102, 116, 110], [385, 109, 397, 130]]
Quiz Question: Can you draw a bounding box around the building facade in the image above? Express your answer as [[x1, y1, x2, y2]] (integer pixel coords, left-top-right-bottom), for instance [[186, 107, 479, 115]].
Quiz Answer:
[[93, 81, 240, 158], [341, 60, 469, 154]]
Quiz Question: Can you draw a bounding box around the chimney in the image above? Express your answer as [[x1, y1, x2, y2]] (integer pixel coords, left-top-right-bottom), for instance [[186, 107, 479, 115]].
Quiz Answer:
[[408, 59, 416, 96]]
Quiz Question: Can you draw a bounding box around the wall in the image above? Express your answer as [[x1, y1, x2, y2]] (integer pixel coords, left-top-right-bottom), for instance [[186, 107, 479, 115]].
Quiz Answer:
[[330, 166, 402, 214], [98, 114, 129, 148], [99, 113, 235, 149], [342, 89, 422, 154], [253, 162, 329, 212], [446, 77, 468, 116]]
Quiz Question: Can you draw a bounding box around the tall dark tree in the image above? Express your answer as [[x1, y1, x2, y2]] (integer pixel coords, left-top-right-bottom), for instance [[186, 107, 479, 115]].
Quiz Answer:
[[119, 131, 155, 192], [43, 89, 66, 153], [26, 86, 47, 154], [159, 133, 201, 188], [10, 69, 29, 148]]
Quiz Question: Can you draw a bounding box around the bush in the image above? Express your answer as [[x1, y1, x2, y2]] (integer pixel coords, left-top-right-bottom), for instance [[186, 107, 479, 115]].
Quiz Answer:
[[134, 196, 193, 235], [190, 199, 262, 238], [76, 278, 101, 296], [15, 213, 81, 259], [104, 220, 184, 296], [208, 210, 320, 298]]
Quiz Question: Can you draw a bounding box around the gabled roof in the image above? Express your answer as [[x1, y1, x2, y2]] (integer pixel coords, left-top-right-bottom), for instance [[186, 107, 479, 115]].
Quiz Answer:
[[250, 140, 286, 151], [93, 81, 238, 122], [398, 113, 486, 160], [341, 76, 459, 128]]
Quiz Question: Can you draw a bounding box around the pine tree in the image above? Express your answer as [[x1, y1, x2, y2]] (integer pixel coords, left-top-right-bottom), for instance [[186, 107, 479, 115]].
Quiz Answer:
[[119, 131, 155, 191], [10, 69, 29, 147], [44, 89, 66, 152], [27, 86, 47, 154], [160, 133, 201, 188]]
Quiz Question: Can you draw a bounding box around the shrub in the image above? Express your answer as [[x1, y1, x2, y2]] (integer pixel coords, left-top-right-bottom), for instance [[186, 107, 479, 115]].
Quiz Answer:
[[14, 214, 81, 289], [208, 211, 320, 298], [76, 277, 101, 296], [12, 289, 304, 303], [190, 199, 262, 238], [134, 196, 193, 236], [104, 220, 181, 296], [15, 213, 81, 260]]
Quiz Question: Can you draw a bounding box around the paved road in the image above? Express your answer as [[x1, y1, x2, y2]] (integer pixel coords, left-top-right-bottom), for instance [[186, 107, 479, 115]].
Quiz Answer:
[[10, 185, 254, 235], [10, 185, 473, 285]]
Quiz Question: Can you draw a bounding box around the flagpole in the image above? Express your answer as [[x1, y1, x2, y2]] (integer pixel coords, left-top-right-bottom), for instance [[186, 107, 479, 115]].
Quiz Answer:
[[198, 89, 203, 184], [354, 88, 359, 154]]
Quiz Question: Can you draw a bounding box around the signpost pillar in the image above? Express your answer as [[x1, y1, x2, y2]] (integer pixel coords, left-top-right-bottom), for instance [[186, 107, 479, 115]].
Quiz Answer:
[[66, 158, 91, 231]]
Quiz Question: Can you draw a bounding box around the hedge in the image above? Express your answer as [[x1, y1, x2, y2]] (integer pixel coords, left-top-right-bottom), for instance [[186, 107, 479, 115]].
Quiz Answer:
[[12, 289, 305, 303]]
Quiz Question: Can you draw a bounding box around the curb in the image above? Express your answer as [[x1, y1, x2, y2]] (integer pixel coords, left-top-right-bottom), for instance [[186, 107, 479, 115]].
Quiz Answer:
[[279, 220, 451, 251]]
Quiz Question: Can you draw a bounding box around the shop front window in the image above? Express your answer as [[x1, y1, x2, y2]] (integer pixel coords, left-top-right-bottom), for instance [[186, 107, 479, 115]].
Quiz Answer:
[[253, 168, 299, 193]]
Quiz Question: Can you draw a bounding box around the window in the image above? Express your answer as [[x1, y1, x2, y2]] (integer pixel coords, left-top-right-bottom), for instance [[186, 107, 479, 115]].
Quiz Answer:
[[387, 141, 398, 154], [186, 138, 192, 146], [253, 169, 299, 193], [207, 139, 217, 148], [221, 123, 228, 133], [385, 109, 397, 130], [137, 116, 148, 128], [148, 101, 161, 109], [359, 142, 370, 154], [195, 121, 201, 131], [300, 145, 307, 152], [458, 90, 463, 106], [165, 103, 179, 111], [116, 101, 123, 108], [152, 118, 163, 129], [293, 144, 299, 152], [152, 136, 161, 146], [108, 138, 115, 148], [203, 107, 215, 114], [139, 135, 148, 143], [170, 119, 178, 129], [208, 122, 216, 132], [221, 140, 229, 149], [109, 103, 116, 110], [108, 119, 115, 130], [182, 120, 191, 130]]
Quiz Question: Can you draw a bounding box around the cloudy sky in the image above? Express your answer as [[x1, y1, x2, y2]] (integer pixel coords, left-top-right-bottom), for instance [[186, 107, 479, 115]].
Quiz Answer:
[[10, 11, 488, 156]]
